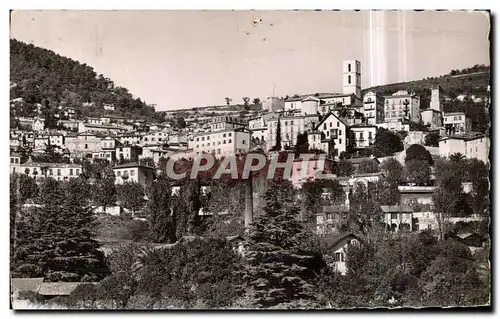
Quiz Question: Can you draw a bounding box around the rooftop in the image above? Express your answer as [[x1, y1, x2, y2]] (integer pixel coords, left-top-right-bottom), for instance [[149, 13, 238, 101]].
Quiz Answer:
[[112, 161, 155, 170], [20, 161, 81, 168], [381, 205, 414, 213], [37, 282, 85, 296]]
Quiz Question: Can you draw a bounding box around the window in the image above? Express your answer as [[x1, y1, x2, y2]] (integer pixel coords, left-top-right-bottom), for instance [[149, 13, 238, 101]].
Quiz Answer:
[[323, 124, 326, 130], [207, 136, 210, 140], [196, 137, 199, 142], [57, 169, 61, 176], [360, 132, 364, 139], [85, 144, 88, 149], [76, 169, 80, 175], [334, 252, 344, 262], [369, 132, 373, 139], [291, 120, 294, 126], [285, 121, 288, 126], [348, 75, 351, 84], [217, 149, 221, 154], [339, 139, 342, 144], [10, 158, 13, 164], [228, 133, 232, 137], [223, 133, 226, 138], [228, 139, 232, 143], [70, 169, 73, 175], [242, 140, 246, 144], [330, 122, 332, 128], [131, 170, 135, 176], [12, 167, 15, 173], [223, 140, 226, 144], [49, 169, 53, 176], [117, 171, 121, 177], [348, 63, 351, 72], [339, 130, 342, 136]]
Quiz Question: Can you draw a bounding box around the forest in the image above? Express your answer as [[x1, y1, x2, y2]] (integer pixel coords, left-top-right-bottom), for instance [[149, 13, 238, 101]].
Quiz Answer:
[[10, 39, 156, 119]]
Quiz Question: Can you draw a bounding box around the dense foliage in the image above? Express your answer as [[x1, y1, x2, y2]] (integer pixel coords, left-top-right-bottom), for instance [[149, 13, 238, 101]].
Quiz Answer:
[[10, 39, 155, 119]]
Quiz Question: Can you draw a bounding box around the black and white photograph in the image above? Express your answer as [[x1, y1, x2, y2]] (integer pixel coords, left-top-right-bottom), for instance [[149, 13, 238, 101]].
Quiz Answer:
[[8, 9, 491, 310]]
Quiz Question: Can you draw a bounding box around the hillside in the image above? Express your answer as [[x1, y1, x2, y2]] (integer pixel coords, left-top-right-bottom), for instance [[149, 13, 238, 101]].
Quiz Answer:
[[362, 65, 490, 108], [10, 39, 157, 120]]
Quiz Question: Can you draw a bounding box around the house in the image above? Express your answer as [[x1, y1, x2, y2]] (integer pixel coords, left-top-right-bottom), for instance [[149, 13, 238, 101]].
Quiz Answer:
[[118, 134, 142, 146], [316, 205, 350, 234], [103, 103, 115, 111], [439, 134, 489, 164], [398, 185, 436, 207], [57, 119, 80, 131], [79, 122, 127, 136], [349, 124, 377, 149], [382, 205, 415, 232], [442, 112, 472, 135], [313, 112, 349, 159], [115, 144, 142, 162], [141, 131, 169, 146], [363, 91, 385, 124], [383, 90, 421, 123], [420, 109, 443, 129], [32, 118, 45, 131], [210, 115, 247, 132], [65, 132, 101, 156], [48, 133, 65, 148], [112, 162, 156, 186], [266, 114, 319, 151], [62, 107, 76, 119], [188, 127, 251, 157], [19, 160, 82, 181], [324, 233, 359, 275], [10, 152, 22, 173]]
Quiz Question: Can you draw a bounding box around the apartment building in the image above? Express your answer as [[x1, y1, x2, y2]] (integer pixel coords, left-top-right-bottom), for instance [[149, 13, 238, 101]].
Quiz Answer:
[[266, 115, 319, 151], [363, 91, 385, 125], [439, 135, 489, 163], [349, 124, 377, 149], [188, 127, 251, 157], [384, 90, 421, 123], [443, 112, 472, 135]]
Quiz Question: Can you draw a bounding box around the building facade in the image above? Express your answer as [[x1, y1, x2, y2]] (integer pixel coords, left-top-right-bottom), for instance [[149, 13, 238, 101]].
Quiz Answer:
[[439, 135, 489, 163], [384, 90, 421, 123], [188, 127, 251, 157], [443, 112, 472, 135], [363, 91, 385, 125]]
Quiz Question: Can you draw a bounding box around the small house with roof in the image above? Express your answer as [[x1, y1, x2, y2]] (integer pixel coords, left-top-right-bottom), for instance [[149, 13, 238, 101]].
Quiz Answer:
[[112, 162, 155, 186]]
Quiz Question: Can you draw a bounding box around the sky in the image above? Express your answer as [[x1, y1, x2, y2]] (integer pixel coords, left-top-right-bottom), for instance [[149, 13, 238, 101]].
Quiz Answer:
[[10, 10, 490, 111]]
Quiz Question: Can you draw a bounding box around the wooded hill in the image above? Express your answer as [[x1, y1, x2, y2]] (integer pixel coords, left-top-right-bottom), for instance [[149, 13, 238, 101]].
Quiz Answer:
[[10, 39, 156, 120]]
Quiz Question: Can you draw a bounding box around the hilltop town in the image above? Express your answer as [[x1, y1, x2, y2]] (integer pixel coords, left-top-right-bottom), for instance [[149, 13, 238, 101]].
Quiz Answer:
[[10, 40, 490, 309]]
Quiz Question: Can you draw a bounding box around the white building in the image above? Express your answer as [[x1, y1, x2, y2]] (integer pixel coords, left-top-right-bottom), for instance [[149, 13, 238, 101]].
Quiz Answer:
[[18, 160, 82, 181], [349, 124, 377, 149], [429, 86, 444, 112], [32, 118, 45, 131], [312, 113, 348, 159], [384, 90, 421, 123], [420, 109, 443, 129], [439, 135, 489, 164], [188, 127, 251, 157], [210, 116, 247, 132], [443, 112, 472, 135], [342, 60, 361, 99], [363, 91, 385, 125], [112, 162, 155, 187], [266, 114, 319, 151]]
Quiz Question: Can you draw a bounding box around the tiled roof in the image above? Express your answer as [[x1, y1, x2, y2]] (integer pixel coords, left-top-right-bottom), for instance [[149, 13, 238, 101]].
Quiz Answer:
[[20, 162, 81, 168], [348, 157, 379, 165], [324, 232, 358, 250]]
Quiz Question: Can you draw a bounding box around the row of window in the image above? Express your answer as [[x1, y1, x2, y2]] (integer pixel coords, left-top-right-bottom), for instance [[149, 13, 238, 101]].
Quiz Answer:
[[323, 121, 341, 130], [386, 111, 405, 118], [23, 168, 80, 176], [444, 116, 463, 121], [195, 132, 232, 142], [10, 158, 20, 164], [196, 139, 232, 148], [116, 170, 136, 177]]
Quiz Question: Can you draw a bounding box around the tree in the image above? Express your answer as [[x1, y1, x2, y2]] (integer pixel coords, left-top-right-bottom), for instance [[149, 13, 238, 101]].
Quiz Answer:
[[176, 117, 187, 129], [12, 178, 109, 281], [449, 152, 466, 162], [373, 128, 403, 157], [252, 98, 261, 106], [92, 169, 117, 212], [224, 97, 232, 106], [241, 179, 319, 307], [145, 179, 176, 243], [424, 132, 440, 147], [348, 182, 382, 236], [294, 132, 309, 157], [377, 158, 403, 205], [433, 174, 464, 239], [301, 179, 346, 224], [405, 144, 433, 165], [403, 160, 431, 186], [357, 159, 379, 174], [242, 97, 250, 108], [272, 118, 282, 151], [116, 182, 145, 215], [336, 159, 354, 177]]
